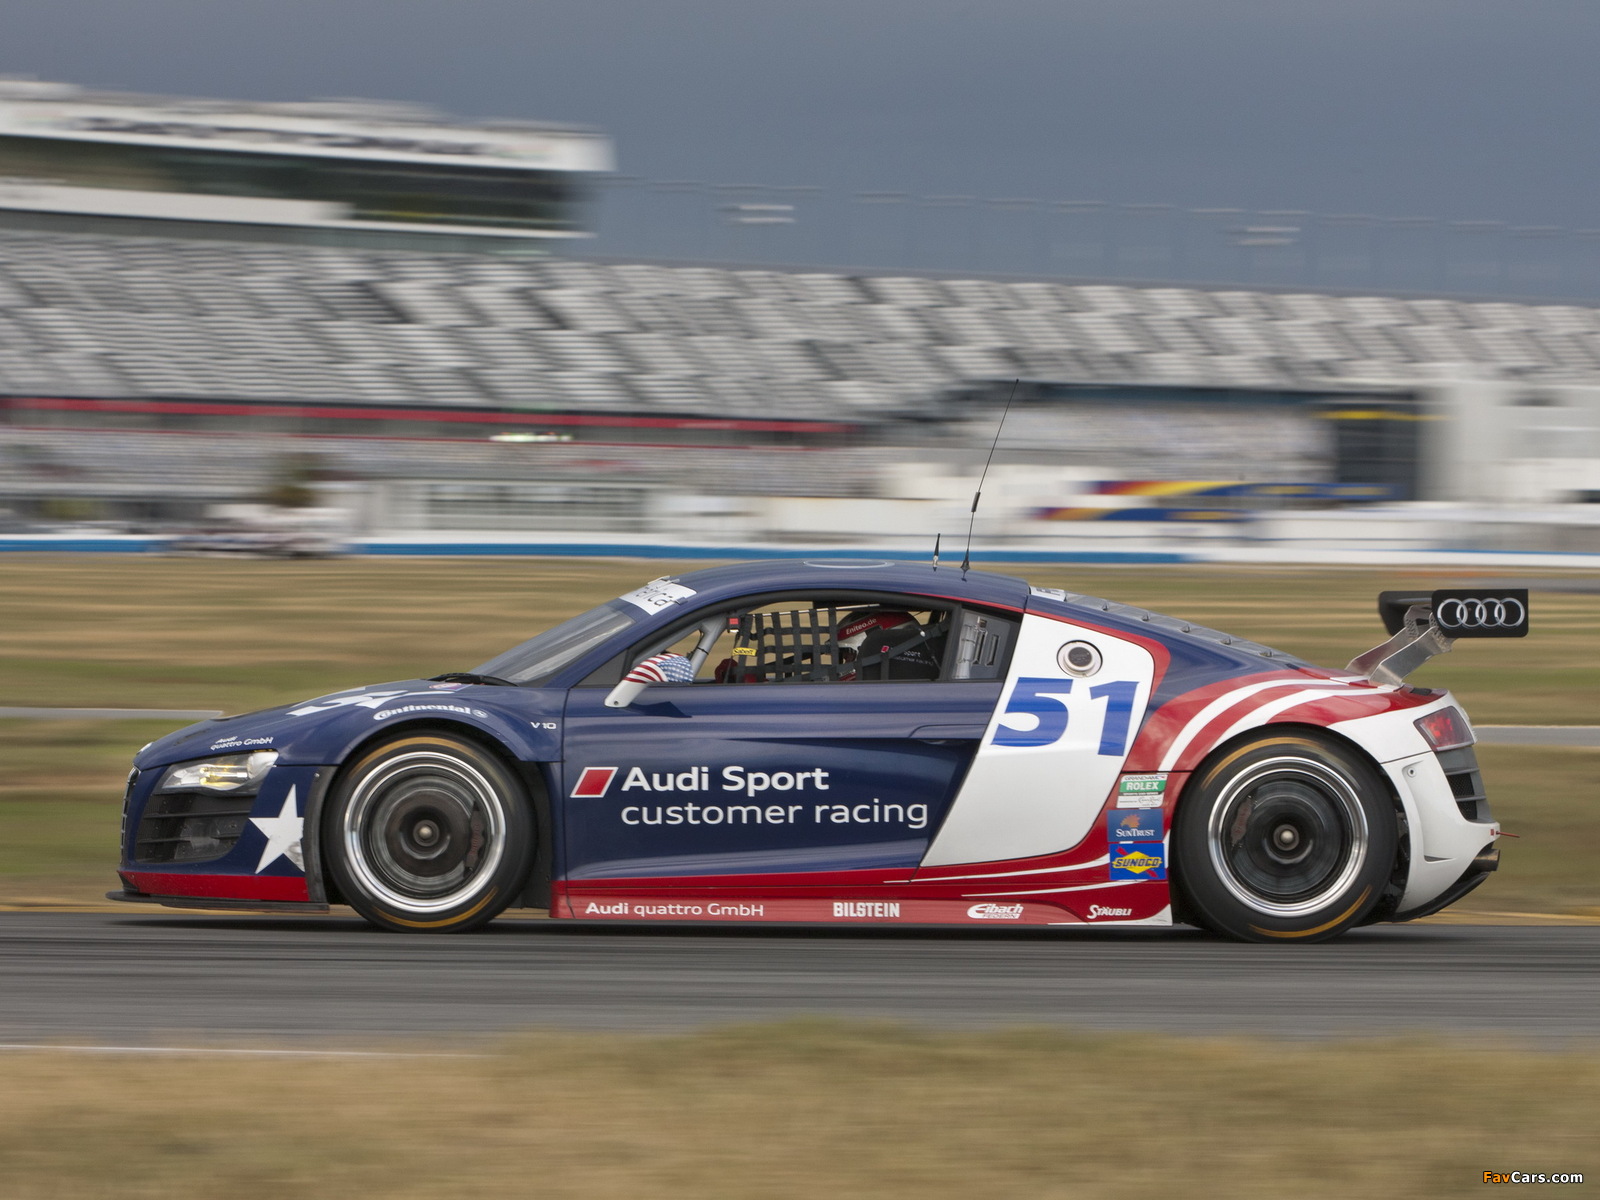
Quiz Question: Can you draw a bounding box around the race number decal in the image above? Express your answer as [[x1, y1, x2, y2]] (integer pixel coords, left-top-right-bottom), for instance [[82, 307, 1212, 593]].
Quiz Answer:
[[992, 679, 1073, 747], [993, 678, 1141, 755], [922, 616, 1156, 867]]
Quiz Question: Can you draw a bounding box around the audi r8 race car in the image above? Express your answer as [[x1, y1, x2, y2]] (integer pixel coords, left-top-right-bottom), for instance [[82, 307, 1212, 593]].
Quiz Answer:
[[111, 561, 1526, 942]]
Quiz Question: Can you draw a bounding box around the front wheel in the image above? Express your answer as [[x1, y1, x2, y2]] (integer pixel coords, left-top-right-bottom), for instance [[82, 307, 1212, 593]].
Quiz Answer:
[[1172, 732, 1396, 943], [324, 733, 533, 933]]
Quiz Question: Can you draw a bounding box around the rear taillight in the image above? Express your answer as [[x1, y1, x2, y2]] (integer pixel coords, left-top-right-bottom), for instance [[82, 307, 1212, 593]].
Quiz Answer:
[[1415, 706, 1474, 751]]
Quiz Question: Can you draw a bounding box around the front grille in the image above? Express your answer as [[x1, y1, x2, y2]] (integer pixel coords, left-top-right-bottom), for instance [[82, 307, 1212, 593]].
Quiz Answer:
[[134, 790, 255, 864], [1436, 746, 1492, 823], [120, 768, 139, 857]]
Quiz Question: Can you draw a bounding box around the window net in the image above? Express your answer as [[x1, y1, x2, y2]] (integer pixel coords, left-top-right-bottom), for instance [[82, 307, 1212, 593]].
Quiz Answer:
[[721, 606, 948, 683]]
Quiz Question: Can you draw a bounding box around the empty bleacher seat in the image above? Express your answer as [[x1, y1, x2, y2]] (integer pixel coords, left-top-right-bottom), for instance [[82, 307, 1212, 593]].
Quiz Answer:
[[4, 226, 1600, 424]]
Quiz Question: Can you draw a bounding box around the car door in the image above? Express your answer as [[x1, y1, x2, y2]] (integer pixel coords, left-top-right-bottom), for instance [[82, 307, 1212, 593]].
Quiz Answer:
[[918, 600, 1161, 868], [558, 598, 1015, 886]]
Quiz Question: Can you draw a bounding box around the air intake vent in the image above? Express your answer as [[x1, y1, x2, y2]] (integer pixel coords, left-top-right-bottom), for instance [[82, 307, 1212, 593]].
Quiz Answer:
[[134, 791, 254, 864], [1435, 746, 1491, 823], [120, 768, 139, 855]]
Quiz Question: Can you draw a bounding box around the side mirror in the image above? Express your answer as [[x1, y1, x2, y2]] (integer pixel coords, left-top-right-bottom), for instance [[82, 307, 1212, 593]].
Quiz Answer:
[[604, 678, 649, 708]]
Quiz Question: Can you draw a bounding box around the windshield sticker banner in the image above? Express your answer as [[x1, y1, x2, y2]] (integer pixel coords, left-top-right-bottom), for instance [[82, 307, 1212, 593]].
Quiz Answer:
[[619, 579, 697, 613]]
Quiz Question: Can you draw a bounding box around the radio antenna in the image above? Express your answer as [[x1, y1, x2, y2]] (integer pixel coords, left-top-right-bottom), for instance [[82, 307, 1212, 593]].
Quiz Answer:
[[960, 378, 1020, 577], [931, 532, 941, 571]]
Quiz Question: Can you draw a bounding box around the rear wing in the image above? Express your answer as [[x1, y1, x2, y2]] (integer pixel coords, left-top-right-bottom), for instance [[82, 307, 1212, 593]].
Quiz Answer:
[[1348, 589, 1529, 685]]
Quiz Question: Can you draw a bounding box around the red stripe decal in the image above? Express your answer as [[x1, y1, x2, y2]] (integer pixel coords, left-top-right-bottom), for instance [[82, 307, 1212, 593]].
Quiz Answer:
[[1124, 670, 1308, 772], [120, 871, 310, 902]]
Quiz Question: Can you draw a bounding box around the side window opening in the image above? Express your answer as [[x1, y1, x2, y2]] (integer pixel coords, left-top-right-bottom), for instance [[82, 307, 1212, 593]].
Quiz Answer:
[[598, 597, 1019, 688], [717, 603, 949, 683], [632, 615, 733, 681], [608, 597, 977, 686], [725, 606, 843, 683], [660, 614, 729, 678]]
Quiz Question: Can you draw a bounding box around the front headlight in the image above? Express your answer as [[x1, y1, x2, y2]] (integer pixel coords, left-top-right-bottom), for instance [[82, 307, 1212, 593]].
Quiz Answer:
[[157, 750, 278, 794]]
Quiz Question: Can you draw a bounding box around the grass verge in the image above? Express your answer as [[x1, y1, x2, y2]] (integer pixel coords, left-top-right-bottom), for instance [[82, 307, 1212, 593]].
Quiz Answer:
[[1470, 745, 1600, 916], [0, 1021, 1594, 1199]]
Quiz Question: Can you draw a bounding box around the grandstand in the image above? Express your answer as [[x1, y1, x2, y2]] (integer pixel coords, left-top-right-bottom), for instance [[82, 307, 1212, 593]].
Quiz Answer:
[[4, 226, 1600, 418], [0, 79, 1594, 549], [4, 224, 1600, 532]]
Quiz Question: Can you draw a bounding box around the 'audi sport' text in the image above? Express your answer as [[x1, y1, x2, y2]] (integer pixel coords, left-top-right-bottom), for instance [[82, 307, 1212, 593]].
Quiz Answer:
[[573, 764, 832, 798]]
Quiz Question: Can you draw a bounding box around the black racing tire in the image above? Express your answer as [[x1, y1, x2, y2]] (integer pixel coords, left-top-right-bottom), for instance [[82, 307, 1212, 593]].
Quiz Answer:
[[323, 732, 533, 933], [1172, 731, 1396, 944]]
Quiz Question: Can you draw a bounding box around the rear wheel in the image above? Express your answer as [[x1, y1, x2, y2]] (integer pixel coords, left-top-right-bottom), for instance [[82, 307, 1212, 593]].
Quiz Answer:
[[324, 733, 532, 933], [1173, 733, 1395, 943]]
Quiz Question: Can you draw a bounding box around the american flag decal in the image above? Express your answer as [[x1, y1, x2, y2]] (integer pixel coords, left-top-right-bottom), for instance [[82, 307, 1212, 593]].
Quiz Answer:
[[623, 653, 696, 685]]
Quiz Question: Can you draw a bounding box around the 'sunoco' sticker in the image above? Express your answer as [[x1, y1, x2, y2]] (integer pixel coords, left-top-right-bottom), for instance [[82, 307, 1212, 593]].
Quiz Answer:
[[1110, 842, 1166, 881]]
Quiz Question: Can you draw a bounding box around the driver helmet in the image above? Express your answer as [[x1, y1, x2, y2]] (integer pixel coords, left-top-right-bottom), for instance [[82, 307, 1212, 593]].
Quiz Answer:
[[836, 609, 920, 664]]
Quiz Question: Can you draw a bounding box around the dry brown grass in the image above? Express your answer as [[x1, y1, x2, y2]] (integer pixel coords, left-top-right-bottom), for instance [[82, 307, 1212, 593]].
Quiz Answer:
[[0, 1021, 1593, 1199], [0, 555, 658, 712], [1469, 745, 1600, 914]]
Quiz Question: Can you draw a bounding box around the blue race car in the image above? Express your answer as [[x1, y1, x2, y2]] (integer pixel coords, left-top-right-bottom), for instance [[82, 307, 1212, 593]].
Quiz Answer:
[[112, 561, 1523, 942]]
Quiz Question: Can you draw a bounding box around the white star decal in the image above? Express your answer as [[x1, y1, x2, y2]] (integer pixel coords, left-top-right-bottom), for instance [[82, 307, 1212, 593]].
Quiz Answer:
[[250, 786, 304, 874]]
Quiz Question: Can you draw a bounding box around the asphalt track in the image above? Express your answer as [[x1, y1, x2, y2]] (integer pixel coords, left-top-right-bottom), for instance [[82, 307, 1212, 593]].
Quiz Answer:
[[1, 913, 1595, 1045]]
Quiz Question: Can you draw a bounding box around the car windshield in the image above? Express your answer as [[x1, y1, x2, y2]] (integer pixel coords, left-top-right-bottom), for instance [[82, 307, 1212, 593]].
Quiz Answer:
[[472, 602, 639, 685]]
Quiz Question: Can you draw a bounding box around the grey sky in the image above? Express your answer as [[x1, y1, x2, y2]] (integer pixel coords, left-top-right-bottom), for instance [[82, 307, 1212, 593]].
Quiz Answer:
[[5, 0, 1600, 226]]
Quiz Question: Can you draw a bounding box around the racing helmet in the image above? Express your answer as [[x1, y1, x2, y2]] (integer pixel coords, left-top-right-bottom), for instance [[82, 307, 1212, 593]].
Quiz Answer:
[[836, 609, 920, 659]]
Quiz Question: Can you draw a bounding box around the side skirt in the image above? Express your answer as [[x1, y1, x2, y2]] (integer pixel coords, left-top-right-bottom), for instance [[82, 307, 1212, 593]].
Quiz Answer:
[[107, 889, 330, 914], [555, 885, 1171, 927]]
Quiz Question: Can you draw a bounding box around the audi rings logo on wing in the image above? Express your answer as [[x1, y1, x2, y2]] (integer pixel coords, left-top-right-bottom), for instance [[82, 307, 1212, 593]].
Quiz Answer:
[[1430, 588, 1530, 638], [1436, 597, 1524, 628]]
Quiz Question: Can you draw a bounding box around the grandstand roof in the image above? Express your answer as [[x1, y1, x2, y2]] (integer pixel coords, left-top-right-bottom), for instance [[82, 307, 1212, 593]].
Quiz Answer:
[[0, 78, 609, 163]]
